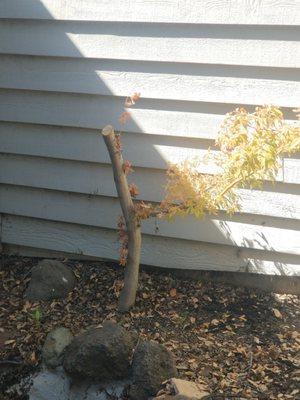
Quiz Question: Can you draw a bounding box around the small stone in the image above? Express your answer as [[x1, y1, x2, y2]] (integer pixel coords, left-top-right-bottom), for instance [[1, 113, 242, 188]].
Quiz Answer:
[[42, 327, 73, 368], [130, 340, 177, 400], [25, 259, 75, 301], [63, 321, 136, 381], [171, 378, 210, 399]]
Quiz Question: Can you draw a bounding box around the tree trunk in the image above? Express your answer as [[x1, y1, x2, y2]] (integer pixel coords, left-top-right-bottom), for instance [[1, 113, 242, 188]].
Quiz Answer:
[[102, 125, 142, 312]]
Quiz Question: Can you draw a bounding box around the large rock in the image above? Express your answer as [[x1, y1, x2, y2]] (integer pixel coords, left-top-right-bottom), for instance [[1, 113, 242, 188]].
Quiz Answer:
[[63, 321, 136, 381], [25, 259, 75, 301], [42, 327, 73, 368], [130, 341, 177, 400]]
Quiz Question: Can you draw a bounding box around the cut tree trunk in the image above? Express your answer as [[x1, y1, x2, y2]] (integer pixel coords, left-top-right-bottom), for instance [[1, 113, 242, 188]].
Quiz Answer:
[[102, 125, 142, 312]]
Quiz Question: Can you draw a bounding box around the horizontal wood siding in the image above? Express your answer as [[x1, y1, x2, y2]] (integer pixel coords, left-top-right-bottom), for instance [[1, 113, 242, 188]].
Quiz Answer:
[[1, 0, 299, 25], [1, 20, 299, 67], [0, 1, 299, 275], [2, 214, 300, 276], [1, 154, 300, 219], [1, 184, 300, 255], [0, 89, 297, 140], [1, 55, 299, 107]]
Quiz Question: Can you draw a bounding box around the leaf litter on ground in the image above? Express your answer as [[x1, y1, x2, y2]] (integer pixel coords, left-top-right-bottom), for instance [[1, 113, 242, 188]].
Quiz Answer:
[[0, 256, 299, 399]]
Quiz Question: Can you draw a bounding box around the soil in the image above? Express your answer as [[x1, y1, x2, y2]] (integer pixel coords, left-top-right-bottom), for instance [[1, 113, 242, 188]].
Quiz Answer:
[[0, 256, 299, 399]]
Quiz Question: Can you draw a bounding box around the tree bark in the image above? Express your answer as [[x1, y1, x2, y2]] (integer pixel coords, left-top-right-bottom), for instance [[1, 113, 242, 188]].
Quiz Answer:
[[102, 125, 142, 312]]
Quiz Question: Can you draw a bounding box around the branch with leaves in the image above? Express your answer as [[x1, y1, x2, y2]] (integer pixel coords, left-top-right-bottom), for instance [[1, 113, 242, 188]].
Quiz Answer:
[[102, 100, 300, 312]]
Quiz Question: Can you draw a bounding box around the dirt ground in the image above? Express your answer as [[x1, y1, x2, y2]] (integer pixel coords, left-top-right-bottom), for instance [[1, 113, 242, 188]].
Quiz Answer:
[[1, 256, 299, 399]]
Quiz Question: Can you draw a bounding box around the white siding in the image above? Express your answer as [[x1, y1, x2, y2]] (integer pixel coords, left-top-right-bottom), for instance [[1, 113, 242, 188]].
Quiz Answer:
[[1, 55, 299, 107], [0, 20, 299, 67], [1, 0, 299, 25], [0, 0, 299, 275]]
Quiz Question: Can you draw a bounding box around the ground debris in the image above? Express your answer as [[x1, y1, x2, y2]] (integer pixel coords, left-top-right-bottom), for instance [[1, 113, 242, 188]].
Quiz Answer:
[[1, 256, 299, 399]]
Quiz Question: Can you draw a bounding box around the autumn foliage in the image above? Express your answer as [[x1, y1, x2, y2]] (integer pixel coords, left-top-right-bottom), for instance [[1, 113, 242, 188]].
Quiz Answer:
[[103, 96, 300, 310], [161, 106, 300, 219]]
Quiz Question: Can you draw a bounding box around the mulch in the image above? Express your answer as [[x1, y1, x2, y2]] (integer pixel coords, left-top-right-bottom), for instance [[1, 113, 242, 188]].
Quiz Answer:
[[0, 256, 299, 399]]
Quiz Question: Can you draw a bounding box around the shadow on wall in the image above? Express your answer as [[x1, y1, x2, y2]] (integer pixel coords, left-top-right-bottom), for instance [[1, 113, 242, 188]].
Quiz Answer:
[[1, 0, 299, 276]]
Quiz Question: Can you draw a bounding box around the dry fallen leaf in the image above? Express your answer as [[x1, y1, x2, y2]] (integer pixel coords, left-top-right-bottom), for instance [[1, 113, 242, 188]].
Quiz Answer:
[[30, 351, 37, 364], [4, 339, 16, 345], [1, 256, 299, 400], [273, 308, 283, 319]]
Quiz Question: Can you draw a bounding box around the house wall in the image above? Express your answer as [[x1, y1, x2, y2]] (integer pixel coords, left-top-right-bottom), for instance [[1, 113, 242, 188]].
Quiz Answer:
[[0, 0, 299, 276]]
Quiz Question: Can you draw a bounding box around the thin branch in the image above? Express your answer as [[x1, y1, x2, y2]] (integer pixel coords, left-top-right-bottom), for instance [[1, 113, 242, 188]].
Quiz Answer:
[[219, 177, 244, 197], [102, 125, 134, 224], [0, 360, 23, 365]]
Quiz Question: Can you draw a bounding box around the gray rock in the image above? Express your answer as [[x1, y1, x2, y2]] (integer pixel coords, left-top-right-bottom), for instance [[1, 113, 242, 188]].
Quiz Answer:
[[28, 368, 127, 400], [29, 368, 70, 400], [130, 341, 177, 400], [25, 259, 75, 301], [42, 327, 73, 368], [63, 321, 136, 381], [69, 384, 107, 400], [69, 380, 128, 400]]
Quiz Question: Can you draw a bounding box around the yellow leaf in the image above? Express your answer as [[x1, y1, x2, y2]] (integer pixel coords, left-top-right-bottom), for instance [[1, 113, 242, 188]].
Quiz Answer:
[[169, 288, 177, 297]]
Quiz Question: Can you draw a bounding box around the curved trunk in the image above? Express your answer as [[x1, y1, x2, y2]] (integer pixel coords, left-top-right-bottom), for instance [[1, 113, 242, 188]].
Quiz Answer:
[[102, 125, 142, 312], [118, 220, 141, 312]]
